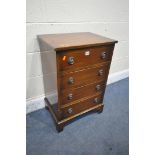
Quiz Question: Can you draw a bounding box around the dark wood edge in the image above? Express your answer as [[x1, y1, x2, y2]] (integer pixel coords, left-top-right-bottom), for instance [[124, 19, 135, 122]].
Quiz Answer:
[[56, 53, 62, 113], [55, 42, 118, 52]]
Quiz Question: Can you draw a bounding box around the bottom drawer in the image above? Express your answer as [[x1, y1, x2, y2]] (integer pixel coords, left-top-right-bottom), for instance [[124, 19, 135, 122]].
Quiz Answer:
[[61, 94, 103, 118]]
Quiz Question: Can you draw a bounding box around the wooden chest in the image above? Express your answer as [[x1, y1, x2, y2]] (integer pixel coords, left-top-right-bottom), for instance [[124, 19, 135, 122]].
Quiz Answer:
[[38, 32, 118, 132]]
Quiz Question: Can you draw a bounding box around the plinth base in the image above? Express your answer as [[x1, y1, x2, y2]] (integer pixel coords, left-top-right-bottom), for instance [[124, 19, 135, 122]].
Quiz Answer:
[[44, 97, 104, 132]]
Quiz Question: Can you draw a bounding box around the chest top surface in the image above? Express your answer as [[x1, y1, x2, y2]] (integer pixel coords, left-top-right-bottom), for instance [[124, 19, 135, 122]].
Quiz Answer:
[[38, 32, 118, 51]]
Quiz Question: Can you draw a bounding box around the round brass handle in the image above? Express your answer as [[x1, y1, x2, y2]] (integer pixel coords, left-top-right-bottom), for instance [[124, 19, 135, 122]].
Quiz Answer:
[[68, 77, 74, 84], [96, 85, 101, 91], [68, 57, 74, 65], [68, 108, 73, 114], [101, 52, 106, 59], [93, 97, 98, 103], [68, 93, 73, 100], [98, 69, 103, 76]]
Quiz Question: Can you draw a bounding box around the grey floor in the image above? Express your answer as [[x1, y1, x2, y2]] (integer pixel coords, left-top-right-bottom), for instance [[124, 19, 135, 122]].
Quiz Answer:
[[27, 78, 129, 155]]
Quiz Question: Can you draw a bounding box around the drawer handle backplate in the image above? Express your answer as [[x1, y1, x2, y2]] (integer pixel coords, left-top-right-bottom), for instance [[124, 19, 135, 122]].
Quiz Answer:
[[96, 85, 101, 91], [93, 97, 98, 103], [68, 77, 74, 84], [68, 57, 74, 65], [68, 108, 73, 114], [98, 69, 103, 76], [68, 93, 73, 100], [101, 52, 106, 59]]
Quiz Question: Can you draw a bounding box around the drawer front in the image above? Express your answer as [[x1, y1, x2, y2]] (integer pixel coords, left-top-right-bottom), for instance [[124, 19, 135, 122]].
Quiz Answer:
[[61, 94, 103, 118], [58, 45, 114, 72], [60, 63, 110, 90], [61, 81, 106, 105]]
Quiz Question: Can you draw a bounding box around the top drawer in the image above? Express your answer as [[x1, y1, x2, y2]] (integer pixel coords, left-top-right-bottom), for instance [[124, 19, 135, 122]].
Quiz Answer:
[[57, 45, 114, 72]]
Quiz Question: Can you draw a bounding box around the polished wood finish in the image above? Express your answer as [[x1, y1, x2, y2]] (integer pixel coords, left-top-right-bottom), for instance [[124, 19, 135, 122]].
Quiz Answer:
[[60, 63, 110, 90], [57, 45, 114, 72], [38, 32, 117, 51], [61, 93, 103, 118], [44, 97, 104, 132], [61, 80, 106, 105], [38, 32, 117, 132]]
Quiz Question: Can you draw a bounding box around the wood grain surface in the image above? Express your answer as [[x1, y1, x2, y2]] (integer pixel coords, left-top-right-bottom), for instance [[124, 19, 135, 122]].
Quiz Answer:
[[38, 32, 117, 51], [61, 80, 106, 105], [38, 32, 117, 132], [58, 44, 114, 72], [60, 62, 110, 90], [61, 93, 103, 118]]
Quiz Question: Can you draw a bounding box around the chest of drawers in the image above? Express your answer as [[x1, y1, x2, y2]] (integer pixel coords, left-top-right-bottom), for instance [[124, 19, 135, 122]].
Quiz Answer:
[[38, 32, 117, 132]]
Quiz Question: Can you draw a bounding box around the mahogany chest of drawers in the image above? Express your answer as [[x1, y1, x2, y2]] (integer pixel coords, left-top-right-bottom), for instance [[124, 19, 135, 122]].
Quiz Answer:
[[38, 32, 117, 132]]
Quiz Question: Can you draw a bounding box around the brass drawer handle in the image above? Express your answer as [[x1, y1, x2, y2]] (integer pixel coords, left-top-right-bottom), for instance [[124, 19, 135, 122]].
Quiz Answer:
[[96, 85, 101, 91], [68, 108, 73, 114], [98, 69, 103, 76], [93, 97, 98, 103], [68, 77, 74, 84], [68, 93, 73, 100], [68, 57, 74, 65], [101, 52, 106, 59]]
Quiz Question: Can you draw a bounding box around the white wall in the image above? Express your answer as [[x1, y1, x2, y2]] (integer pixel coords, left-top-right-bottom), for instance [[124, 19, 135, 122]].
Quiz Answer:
[[26, 0, 129, 101]]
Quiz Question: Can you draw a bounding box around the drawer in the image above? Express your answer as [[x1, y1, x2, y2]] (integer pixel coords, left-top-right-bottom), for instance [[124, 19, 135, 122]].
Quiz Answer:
[[61, 94, 103, 118], [60, 63, 110, 90], [61, 81, 106, 105], [58, 45, 114, 72]]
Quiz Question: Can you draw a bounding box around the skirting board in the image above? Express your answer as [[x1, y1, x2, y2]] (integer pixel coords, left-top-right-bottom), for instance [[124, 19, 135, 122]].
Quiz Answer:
[[26, 69, 129, 114]]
